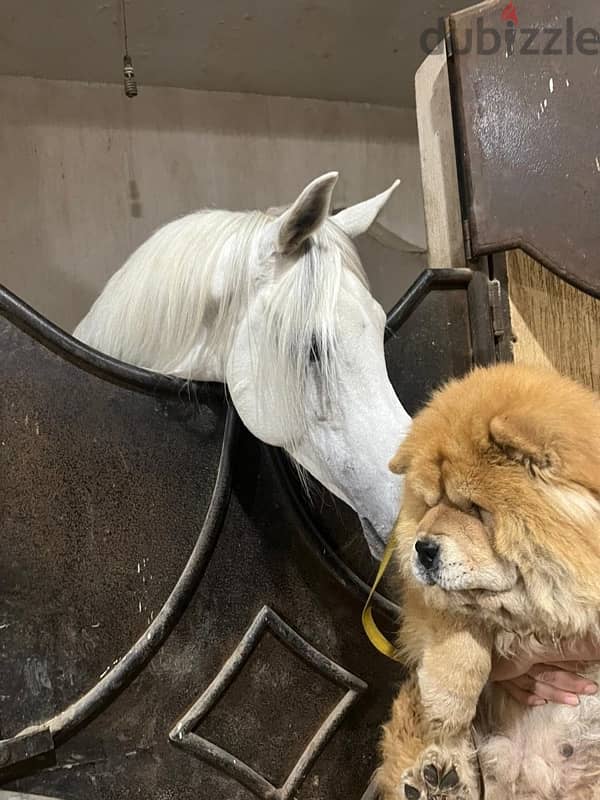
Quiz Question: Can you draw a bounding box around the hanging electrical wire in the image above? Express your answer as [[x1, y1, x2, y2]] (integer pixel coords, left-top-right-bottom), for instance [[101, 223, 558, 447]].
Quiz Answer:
[[121, 0, 138, 97]]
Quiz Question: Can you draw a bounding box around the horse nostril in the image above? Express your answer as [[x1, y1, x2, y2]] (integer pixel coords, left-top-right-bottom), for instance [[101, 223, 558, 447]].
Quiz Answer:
[[415, 539, 440, 570]]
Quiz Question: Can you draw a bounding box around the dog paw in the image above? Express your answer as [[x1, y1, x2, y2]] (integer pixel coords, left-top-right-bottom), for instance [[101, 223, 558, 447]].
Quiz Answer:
[[401, 746, 470, 799]]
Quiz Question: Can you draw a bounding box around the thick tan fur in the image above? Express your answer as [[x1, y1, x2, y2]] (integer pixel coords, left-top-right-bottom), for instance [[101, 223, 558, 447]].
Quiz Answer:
[[377, 364, 600, 800]]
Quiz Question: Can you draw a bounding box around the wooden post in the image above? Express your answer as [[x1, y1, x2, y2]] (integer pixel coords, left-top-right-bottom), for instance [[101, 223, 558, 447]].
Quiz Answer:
[[415, 43, 466, 269]]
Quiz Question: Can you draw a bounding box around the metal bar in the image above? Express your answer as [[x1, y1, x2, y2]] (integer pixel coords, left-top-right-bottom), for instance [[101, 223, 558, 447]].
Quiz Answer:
[[170, 606, 367, 800], [466, 269, 496, 367], [173, 608, 270, 735], [279, 689, 361, 800], [0, 730, 54, 770], [0, 793, 64, 800], [489, 252, 514, 363], [0, 284, 223, 400], [177, 735, 276, 799], [262, 607, 367, 692], [360, 780, 380, 800], [385, 268, 474, 338]]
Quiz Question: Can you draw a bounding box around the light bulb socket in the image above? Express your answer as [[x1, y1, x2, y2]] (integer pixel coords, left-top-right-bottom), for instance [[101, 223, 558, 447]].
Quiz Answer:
[[123, 55, 138, 98]]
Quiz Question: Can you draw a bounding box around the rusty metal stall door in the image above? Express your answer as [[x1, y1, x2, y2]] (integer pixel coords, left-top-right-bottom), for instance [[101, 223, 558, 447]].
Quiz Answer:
[[0, 267, 505, 800], [445, 0, 600, 298]]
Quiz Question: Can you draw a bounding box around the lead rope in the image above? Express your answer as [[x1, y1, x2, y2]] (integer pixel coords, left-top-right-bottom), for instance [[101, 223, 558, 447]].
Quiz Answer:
[[361, 530, 402, 660]]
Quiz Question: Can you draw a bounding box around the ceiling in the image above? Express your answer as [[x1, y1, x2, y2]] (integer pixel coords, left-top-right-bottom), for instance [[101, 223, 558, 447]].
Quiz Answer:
[[1, 0, 475, 107]]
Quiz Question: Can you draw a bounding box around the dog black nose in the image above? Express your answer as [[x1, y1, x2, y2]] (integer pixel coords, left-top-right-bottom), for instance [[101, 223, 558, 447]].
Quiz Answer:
[[415, 539, 439, 570]]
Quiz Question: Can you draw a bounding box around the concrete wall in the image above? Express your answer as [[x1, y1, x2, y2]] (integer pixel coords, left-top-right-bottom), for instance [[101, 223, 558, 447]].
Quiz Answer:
[[0, 75, 426, 331]]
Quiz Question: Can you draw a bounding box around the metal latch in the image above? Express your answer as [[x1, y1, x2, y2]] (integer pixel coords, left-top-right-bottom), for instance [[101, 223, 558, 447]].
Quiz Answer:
[[0, 728, 54, 769], [488, 279, 505, 337]]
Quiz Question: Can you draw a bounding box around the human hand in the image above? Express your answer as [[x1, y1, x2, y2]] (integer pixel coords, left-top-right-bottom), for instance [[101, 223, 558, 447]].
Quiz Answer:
[[490, 637, 600, 706]]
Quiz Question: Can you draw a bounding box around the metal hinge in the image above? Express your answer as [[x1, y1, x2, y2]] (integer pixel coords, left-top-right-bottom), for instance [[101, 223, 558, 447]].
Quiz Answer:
[[488, 279, 505, 338], [445, 29, 454, 58], [462, 218, 473, 261]]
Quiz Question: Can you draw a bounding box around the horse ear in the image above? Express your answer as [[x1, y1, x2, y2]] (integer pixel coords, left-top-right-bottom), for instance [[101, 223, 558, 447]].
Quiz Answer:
[[333, 180, 400, 239], [269, 172, 339, 256]]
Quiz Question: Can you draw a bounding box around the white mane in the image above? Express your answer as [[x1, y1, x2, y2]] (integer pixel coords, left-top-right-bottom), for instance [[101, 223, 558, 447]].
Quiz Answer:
[[75, 208, 368, 446]]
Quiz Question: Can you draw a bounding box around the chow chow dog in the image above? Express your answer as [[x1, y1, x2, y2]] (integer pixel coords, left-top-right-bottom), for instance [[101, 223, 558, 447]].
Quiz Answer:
[[377, 365, 600, 800]]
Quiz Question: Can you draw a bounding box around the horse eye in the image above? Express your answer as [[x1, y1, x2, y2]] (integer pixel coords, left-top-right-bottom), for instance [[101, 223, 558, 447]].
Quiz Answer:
[[309, 336, 321, 364]]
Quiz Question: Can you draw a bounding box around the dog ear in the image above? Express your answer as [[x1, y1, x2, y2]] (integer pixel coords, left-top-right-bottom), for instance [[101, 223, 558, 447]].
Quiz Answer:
[[389, 443, 410, 474], [390, 445, 443, 507], [489, 413, 558, 474]]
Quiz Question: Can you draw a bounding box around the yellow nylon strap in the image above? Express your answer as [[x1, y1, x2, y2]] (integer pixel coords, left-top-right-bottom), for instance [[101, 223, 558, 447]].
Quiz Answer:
[[362, 531, 402, 661]]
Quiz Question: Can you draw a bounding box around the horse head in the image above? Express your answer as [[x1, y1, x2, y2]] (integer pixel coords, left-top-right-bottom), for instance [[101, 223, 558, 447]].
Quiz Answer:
[[226, 173, 411, 558], [75, 172, 412, 559]]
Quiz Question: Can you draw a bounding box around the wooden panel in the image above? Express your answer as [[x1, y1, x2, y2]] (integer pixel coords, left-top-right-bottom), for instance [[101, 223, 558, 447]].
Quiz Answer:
[[507, 250, 600, 391], [415, 42, 466, 269]]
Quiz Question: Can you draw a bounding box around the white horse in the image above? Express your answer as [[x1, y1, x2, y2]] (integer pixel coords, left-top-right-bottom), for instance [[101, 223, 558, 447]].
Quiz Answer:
[[74, 172, 412, 558]]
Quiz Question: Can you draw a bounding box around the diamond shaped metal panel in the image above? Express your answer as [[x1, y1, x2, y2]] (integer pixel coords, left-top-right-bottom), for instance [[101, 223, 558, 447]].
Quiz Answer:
[[169, 606, 368, 799]]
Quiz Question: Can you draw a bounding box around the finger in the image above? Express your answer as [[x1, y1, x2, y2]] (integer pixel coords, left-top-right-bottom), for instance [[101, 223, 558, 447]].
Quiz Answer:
[[498, 680, 546, 707], [512, 674, 580, 706], [527, 664, 598, 696], [545, 661, 600, 674], [538, 636, 600, 664]]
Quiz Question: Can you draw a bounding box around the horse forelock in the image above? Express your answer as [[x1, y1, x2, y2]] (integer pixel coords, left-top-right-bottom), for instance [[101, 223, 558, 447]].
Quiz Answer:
[[257, 221, 369, 447]]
